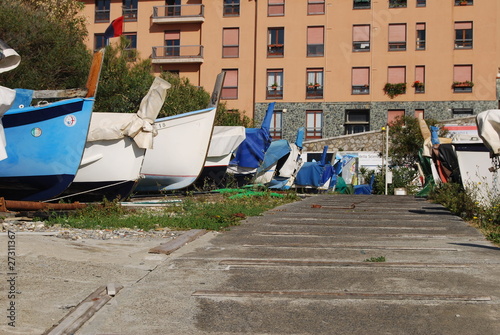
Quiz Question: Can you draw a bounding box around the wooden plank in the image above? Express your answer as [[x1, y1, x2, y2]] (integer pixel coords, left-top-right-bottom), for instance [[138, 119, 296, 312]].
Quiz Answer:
[[31, 88, 88, 99], [149, 229, 206, 254], [44, 284, 122, 335]]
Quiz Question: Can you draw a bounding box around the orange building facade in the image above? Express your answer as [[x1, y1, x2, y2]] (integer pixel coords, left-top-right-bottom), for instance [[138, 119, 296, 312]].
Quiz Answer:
[[82, 0, 500, 141]]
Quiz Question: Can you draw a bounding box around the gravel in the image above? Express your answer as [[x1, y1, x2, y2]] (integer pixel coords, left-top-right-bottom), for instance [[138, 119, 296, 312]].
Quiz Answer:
[[0, 216, 185, 241]]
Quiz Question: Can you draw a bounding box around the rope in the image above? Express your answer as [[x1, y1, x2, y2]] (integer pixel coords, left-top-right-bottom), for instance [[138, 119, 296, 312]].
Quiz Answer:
[[44, 180, 131, 203]]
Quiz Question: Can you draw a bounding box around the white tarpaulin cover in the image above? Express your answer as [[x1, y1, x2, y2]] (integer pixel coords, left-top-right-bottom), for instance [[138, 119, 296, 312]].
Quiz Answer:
[[208, 126, 246, 157], [476, 109, 500, 156], [0, 40, 21, 160], [87, 77, 170, 149]]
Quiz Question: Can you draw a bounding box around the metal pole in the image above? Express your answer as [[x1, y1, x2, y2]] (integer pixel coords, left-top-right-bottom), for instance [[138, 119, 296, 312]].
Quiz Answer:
[[385, 125, 389, 195]]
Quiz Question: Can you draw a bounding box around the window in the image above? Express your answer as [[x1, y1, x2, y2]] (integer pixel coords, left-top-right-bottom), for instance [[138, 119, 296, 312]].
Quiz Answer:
[[224, 0, 240, 16], [166, 0, 181, 16], [307, 26, 324, 56], [455, 22, 473, 49], [416, 0, 426, 7], [416, 23, 426, 50], [268, 0, 284, 16], [221, 69, 238, 99], [452, 108, 473, 118], [268, 28, 284, 57], [95, 0, 110, 22], [387, 110, 405, 125], [415, 109, 424, 119], [270, 111, 283, 139], [455, 0, 473, 6], [353, 0, 370, 9], [388, 24, 406, 50], [123, 33, 137, 59], [389, 0, 407, 8], [453, 65, 473, 93], [122, 0, 138, 21], [267, 69, 283, 99], [353, 25, 370, 51], [164, 31, 180, 56], [306, 111, 323, 139], [352, 67, 370, 94], [306, 68, 323, 99], [94, 34, 106, 51], [222, 28, 239, 58], [345, 110, 369, 135], [386, 66, 406, 96], [308, 0, 325, 14], [414, 66, 425, 93]]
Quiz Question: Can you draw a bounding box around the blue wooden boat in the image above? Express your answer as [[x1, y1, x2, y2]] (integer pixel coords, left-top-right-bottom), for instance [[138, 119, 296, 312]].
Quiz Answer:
[[0, 50, 103, 201]]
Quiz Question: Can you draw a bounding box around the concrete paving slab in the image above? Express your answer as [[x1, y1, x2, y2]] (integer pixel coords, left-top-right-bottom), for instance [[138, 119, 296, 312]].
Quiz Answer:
[[2, 194, 499, 334]]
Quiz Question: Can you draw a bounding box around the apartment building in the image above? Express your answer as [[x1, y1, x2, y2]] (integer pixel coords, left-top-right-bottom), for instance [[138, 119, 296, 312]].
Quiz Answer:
[[82, 0, 500, 142]]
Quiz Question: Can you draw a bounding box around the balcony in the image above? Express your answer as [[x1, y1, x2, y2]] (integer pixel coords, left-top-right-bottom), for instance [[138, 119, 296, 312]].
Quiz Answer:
[[353, 0, 370, 9], [267, 87, 283, 99], [152, 45, 204, 64], [152, 4, 205, 24], [352, 85, 370, 95], [306, 85, 323, 99]]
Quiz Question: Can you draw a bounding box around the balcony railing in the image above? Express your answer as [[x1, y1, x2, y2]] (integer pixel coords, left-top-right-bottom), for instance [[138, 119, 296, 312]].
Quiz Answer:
[[307, 44, 324, 57], [123, 7, 137, 21], [267, 87, 283, 99], [353, 0, 370, 9], [389, 0, 407, 8], [455, 39, 472, 49], [306, 86, 323, 98], [353, 41, 370, 51], [151, 45, 204, 63], [352, 85, 370, 94], [268, 44, 284, 56], [152, 4, 205, 24], [388, 41, 406, 51], [95, 9, 110, 22]]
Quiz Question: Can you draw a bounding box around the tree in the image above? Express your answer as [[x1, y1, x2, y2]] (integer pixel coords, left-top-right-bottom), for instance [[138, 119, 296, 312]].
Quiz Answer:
[[159, 71, 210, 117], [94, 38, 155, 113], [0, 1, 91, 89], [388, 115, 442, 167]]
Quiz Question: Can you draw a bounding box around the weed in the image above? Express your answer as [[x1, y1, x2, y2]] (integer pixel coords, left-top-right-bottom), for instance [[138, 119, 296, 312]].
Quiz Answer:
[[43, 191, 299, 231], [364, 256, 386, 262]]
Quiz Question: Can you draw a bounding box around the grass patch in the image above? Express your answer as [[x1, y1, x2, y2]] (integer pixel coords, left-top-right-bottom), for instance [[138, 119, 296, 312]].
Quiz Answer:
[[364, 256, 386, 262], [43, 191, 299, 231], [429, 183, 500, 246]]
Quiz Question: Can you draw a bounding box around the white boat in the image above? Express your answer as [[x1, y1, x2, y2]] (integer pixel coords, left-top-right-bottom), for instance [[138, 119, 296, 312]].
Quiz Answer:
[[60, 77, 170, 201], [194, 126, 246, 188], [135, 106, 217, 192]]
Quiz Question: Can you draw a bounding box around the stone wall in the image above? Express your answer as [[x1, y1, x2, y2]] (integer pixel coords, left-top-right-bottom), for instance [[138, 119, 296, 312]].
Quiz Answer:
[[254, 100, 496, 144], [302, 115, 478, 153]]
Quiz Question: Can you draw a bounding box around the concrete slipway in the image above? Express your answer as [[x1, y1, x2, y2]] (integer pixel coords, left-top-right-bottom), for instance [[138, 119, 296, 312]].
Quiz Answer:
[[2, 194, 500, 334]]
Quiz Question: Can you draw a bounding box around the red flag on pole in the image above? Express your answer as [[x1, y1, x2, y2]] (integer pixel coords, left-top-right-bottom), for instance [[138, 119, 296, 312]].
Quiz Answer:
[[104, 16, 124, 39]]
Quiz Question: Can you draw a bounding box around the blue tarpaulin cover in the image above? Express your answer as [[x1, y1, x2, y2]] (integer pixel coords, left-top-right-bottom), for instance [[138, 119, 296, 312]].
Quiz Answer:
[[256, 139, 291, 174], [230, 103, 274, 169], [295, 146, 332, 187]]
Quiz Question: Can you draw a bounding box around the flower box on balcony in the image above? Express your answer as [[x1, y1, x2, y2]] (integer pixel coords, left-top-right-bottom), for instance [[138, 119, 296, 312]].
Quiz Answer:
[[383, 82, 406, 98], [452, 81, 474, 88]]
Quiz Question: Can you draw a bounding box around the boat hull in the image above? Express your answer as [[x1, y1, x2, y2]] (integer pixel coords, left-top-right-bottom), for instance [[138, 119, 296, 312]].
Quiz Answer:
[[0, 98, 94, 201], [136, 107, 217, 192], [62, 113, 146, 201]]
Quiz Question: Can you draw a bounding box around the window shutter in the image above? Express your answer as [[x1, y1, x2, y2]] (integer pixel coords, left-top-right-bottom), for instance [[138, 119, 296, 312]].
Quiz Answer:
[[353, 25, 370, 42], [388, 67, 405, 83], [352, 68, 369, 86]]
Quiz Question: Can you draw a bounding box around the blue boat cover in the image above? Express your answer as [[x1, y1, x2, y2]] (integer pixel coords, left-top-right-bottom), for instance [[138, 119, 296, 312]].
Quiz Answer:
[[256, 139, 291, 174], [430, 126, 440, 145], [295, 146, 332, 187], [230, 102, 274, 169]]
